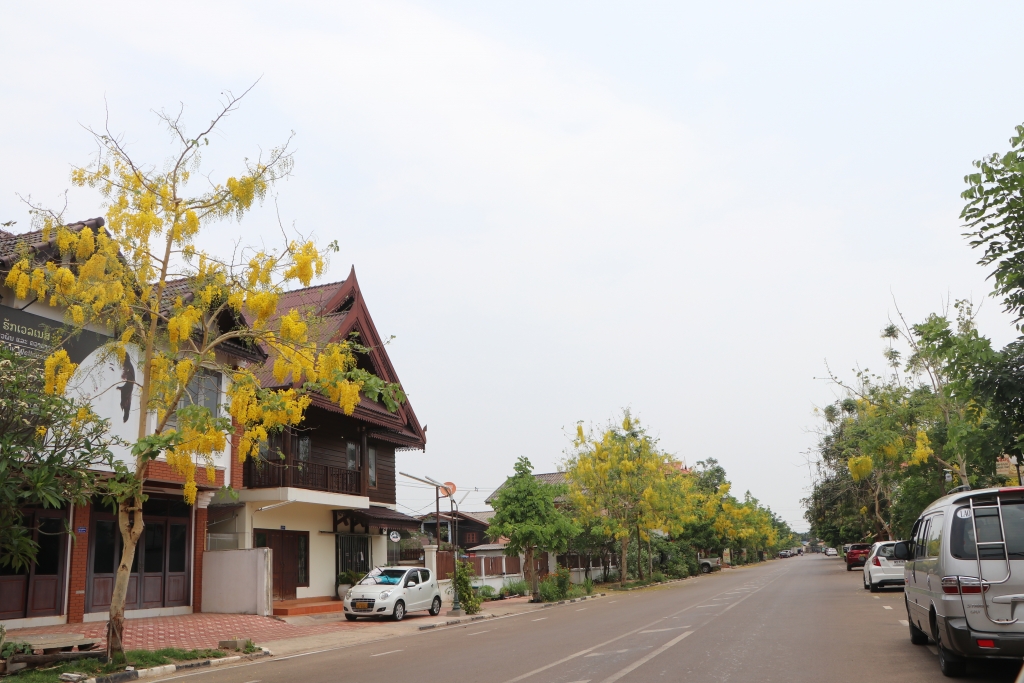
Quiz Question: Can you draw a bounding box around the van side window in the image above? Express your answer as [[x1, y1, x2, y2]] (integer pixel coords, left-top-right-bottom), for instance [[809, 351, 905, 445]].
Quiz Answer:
[[915, 519, 931, 559], [925, 514, 944, 558]]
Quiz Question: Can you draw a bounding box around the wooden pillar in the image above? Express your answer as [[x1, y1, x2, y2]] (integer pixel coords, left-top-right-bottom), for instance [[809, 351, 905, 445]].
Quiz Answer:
[[67, 503, 90, 623], [192, 507, 208, 612]]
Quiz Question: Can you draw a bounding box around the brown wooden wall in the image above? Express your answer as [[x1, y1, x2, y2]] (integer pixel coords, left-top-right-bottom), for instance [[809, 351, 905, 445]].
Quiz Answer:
[[368, 443, 396, 505], [295, 407, 399, 504]]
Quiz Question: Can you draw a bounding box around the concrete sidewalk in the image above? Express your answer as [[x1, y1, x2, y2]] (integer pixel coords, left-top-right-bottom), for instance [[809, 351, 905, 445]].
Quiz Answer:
[[1, 596, 545, 655], [261, 595, 546, 656]]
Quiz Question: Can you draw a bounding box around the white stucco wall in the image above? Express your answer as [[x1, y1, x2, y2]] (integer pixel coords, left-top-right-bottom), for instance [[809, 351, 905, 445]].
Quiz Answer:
[[245, 502, 336, 599], [203, 548, 272, 615]]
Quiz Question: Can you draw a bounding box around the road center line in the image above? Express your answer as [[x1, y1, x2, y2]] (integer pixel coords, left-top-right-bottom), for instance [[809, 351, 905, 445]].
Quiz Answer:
[[596, 631, 693, 683], [466, 630, 491, 636], [532, 618, 547, 621], [639, 627, 687, 633], [370, 650, 403, 657], [501, 571, 787, 683]]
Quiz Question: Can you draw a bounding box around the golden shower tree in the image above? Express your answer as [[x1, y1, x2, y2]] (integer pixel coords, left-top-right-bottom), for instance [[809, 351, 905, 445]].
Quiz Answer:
[[4, 89, 404, 656]]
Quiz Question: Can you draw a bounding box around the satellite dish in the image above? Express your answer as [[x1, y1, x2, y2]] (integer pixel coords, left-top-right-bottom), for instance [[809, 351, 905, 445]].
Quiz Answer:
[[441, 481, 457, 497]]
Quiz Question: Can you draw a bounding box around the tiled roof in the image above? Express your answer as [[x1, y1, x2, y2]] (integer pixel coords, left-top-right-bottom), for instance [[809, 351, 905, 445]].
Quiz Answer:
[[461, 510, 496, 525], [484, 471, 567, 505], [466, 542, 507, 552], [0, 218, 105, 267]]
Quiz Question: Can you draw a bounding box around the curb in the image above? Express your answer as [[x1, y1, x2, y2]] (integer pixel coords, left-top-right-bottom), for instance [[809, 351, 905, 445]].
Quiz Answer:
[[81, 649, 272, 683], [419, 592, 608, 629], [613, 576, 696, 592]]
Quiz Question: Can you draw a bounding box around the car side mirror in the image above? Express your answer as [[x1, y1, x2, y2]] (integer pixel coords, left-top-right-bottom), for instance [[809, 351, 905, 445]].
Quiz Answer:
[[406, 580, 416, 587], [893, 541, 911, 560]]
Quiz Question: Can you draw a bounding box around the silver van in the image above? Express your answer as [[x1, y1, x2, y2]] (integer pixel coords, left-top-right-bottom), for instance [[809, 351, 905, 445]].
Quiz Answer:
[[894, 486, 1024, 677]]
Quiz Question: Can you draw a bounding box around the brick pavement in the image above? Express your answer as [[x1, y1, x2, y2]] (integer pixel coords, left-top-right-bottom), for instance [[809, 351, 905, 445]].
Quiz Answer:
[[4, 613, 369, 651]]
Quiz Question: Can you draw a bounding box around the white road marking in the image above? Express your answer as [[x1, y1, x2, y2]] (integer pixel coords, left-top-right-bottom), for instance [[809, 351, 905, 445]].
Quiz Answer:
[[883, 606, 893, 610], [597, 631, 694, 683], [371, 650, 403, 657], [501, 570, 788, 683], [873, 596, 880, 600], [577, 608, 587, 611], [466, 630, 491, 636], [899, 620, 909, 626], [532, 618, 547, 621], [640, 627, 687, 633]]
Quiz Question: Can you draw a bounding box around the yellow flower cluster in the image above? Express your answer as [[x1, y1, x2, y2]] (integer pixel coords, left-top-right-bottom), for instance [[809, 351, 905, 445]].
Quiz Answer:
[[278, 309, 308, 343], [44, 349, 76, 395], [848, 455, 874, 482], [167, 304, 203, 351], [910, 430, 933, 465], [284, 241, 324, 287], [228, 371, 311, 462]]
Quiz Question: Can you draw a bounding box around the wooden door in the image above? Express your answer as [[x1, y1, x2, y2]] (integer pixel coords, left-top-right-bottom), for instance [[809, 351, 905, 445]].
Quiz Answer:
[[282, 532, 300, 600], [141, 523, 165, 609], [1, 511, 67, 620], [164, 522, 189, 606], [255, 529, 303, 601], [26, 516, 65, 617]]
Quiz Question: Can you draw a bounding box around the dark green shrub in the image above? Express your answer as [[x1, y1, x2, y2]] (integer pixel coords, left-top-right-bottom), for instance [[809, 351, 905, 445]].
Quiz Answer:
[[555, 567, 571, 597], [450, 559, 482, 614], [538, 576, 561, 602]]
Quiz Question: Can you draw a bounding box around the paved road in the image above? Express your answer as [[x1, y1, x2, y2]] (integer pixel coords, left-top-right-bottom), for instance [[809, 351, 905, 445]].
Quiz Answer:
[[164, 555, 1024, 682]]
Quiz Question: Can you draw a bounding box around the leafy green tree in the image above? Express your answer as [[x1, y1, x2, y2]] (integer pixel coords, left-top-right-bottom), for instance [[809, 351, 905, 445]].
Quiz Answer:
[[488, 456, 578, 602], [0, 346, 114, 570]]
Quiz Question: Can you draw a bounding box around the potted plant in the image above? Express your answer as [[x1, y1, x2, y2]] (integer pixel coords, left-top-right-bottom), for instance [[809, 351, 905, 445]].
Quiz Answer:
[[337, 570, 363, 599]]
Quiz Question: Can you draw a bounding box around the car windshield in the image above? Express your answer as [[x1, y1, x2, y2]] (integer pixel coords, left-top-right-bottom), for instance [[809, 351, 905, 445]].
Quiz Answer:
[[951, 502, 1024, 560], [359, 569, 408, 586], [876, 544, 896, 559]]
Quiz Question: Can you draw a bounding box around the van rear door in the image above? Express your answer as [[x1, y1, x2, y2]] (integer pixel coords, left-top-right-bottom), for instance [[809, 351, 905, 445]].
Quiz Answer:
[[950, 499, 1024, 632]]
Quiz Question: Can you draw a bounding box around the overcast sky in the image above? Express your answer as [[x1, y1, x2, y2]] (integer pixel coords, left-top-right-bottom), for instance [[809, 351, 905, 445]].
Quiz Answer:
[[5, 2, 1024, 530]]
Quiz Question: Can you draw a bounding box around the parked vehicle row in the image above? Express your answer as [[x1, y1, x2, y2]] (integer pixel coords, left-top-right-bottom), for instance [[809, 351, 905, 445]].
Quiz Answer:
[[342, 566, 443, 621], [831, 486, 1024, 677], [893, 486, 1024, 677]]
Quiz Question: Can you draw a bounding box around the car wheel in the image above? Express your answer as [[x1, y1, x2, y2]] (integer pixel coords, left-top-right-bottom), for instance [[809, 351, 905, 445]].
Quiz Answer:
[[392, 600, 406, 621], [846, 564, 852, 571], [937, 645, 966, 677], [344, 614, 358, 622], [869, 580, 879, 593], [429, 596, 442, 616], [700, 564, 711, 574]]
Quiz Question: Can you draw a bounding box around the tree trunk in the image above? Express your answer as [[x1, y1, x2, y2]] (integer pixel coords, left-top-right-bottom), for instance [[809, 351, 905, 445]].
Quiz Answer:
[[107, 496, 144, 660], [648, 537, 653, 577], [526, 547, 539, 602], [619, 536, 628, 587], [635, 525, 643, 581]]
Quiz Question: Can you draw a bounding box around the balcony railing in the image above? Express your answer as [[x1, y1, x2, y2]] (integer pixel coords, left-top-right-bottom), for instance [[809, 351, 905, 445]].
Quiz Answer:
[[244, 457, 362, 495]]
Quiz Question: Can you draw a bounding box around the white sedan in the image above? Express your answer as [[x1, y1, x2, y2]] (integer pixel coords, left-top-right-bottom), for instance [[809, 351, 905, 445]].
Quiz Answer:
[[344, 567, 443, 621], [861, 541, 905, 592], [825, 547, 838, 556]]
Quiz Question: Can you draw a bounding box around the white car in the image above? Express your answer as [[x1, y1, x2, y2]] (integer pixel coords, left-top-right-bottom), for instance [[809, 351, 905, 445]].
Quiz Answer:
[[825, 547, 838, 557], [861, 541, 905, 592], [343, 566, 443, 621]]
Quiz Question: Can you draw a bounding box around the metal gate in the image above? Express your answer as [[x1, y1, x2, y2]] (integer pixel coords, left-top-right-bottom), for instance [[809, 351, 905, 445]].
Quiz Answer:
[[337, 535, 370, 575]]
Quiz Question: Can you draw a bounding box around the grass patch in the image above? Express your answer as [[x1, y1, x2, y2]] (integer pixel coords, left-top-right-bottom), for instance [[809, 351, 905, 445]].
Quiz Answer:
[[6, 648, 227, 683]]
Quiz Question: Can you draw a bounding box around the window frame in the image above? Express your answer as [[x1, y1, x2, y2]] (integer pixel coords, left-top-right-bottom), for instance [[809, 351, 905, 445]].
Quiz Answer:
[[368, 447, 377, 488]]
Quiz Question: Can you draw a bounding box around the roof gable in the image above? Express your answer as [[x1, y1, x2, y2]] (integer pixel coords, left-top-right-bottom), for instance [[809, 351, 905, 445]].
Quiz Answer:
[[256, 267, 426, 450]]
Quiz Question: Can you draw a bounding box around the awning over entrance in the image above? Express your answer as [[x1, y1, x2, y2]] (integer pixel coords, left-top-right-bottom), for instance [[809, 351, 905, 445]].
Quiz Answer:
[[345, 506, 422, 531]]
